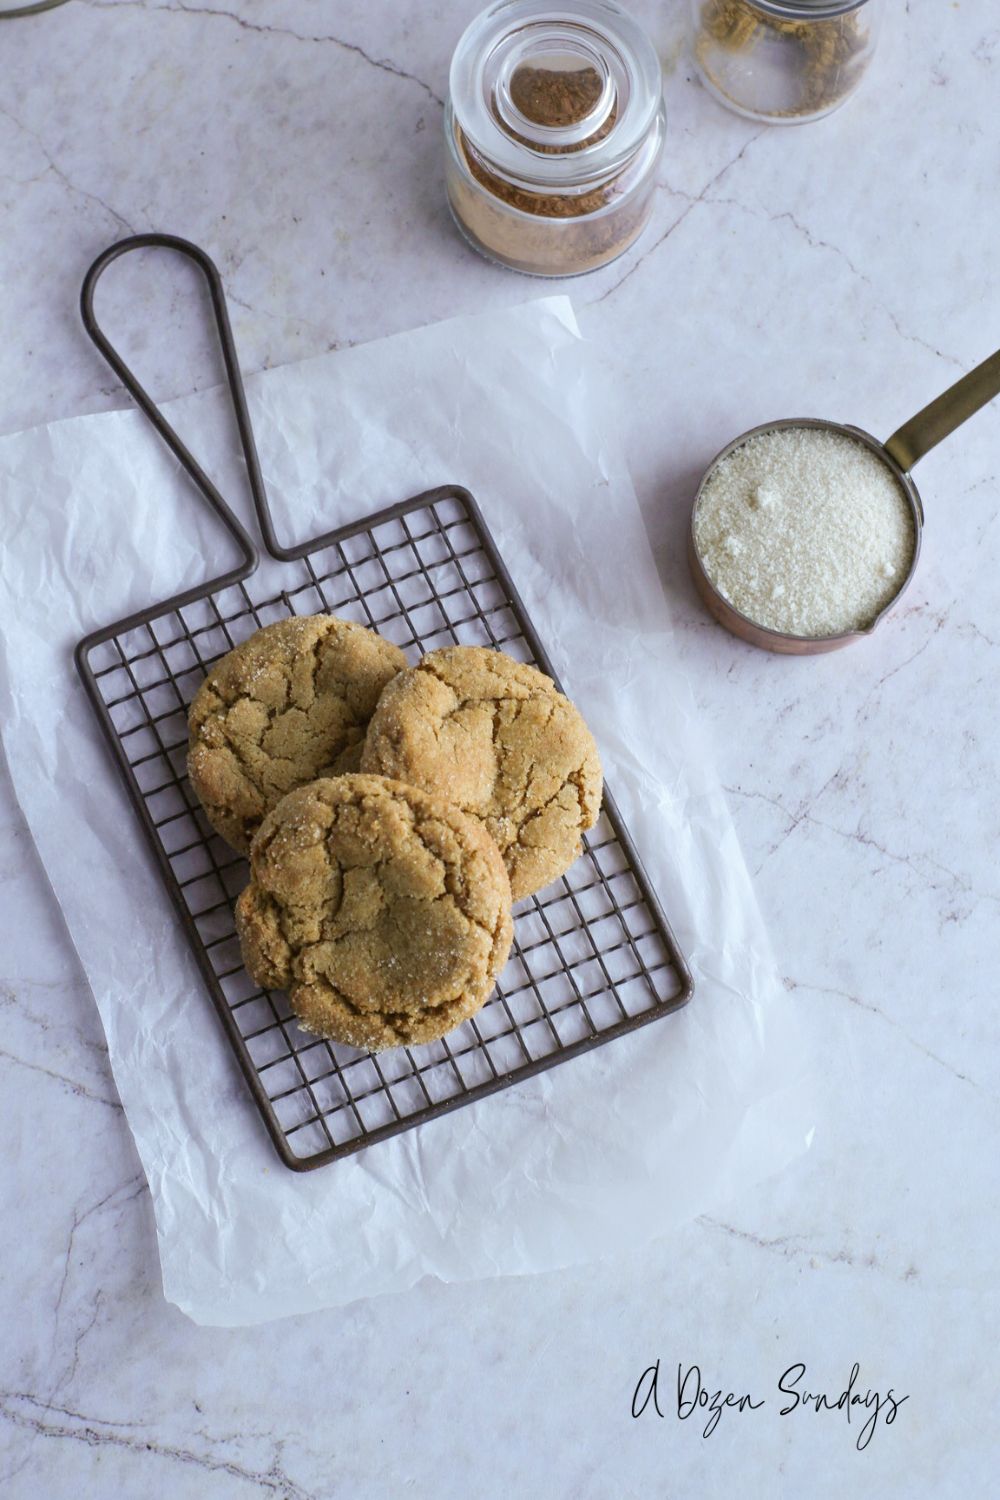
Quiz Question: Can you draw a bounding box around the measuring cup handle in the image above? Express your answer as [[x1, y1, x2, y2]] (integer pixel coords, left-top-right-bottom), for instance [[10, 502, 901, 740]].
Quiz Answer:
[[884, 346, 1000, 472], [81, 234, 261, 572]]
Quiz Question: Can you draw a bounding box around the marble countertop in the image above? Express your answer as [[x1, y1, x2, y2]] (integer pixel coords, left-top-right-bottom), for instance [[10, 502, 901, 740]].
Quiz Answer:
[[2, 2, 997, 1495]]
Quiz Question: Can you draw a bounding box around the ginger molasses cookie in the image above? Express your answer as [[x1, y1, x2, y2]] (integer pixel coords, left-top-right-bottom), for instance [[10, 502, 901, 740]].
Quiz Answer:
[[235, 774, 513, 1051], [360, 646, 602, 900], [187, 615, 405, 854]]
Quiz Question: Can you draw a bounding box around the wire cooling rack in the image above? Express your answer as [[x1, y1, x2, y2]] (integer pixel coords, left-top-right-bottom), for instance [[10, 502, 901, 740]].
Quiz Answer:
[[75, 235, 694, 1171]]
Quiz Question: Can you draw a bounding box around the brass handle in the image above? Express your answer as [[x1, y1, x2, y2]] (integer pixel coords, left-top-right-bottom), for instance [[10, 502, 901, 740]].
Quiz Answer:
[[885, 346, 1000, 471]]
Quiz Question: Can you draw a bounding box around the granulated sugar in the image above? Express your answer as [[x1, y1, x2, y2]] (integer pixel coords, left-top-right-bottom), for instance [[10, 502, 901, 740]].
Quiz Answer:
[[693, 426, 916, 637]]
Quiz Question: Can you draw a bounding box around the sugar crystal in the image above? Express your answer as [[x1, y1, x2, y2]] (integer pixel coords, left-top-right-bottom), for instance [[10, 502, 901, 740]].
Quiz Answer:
[[694, 426, 916, 637]]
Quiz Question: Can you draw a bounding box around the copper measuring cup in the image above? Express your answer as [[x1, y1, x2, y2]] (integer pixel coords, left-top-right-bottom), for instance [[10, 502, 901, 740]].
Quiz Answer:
[[689, 345, 1000, 655]]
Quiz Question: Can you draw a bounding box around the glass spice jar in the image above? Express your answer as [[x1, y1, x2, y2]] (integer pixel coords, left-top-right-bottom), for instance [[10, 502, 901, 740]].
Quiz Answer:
[[445, 0, 666, 276], [691, 0, 884, 124]]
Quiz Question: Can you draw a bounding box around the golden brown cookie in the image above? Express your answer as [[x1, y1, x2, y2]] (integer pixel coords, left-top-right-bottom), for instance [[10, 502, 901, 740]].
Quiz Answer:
[[187, 615, 406, 854], [360, 646, 602, 900], [235, 774, 514, 1051]]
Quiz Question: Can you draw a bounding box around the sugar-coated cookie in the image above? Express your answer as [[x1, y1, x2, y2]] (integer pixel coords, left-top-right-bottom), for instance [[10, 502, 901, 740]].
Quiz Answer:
[[187, 615, 405, 853], [235, 774, 513, 1050], [361, 646, 602, 899]]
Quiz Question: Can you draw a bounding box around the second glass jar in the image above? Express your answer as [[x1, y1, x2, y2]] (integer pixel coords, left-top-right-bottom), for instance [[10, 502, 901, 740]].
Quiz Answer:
[[691, 0, 884, 124]]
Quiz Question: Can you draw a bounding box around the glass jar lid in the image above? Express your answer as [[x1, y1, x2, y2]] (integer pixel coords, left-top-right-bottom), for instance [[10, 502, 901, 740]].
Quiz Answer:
[[450, 0, 663, 187], [748, 0, 871, 16]]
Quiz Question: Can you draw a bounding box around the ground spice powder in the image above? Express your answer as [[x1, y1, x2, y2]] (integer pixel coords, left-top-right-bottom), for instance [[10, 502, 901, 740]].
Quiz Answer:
[[446, 46, 662, 276], [508, 63, 605, 131], [696, 0, 870, 119]]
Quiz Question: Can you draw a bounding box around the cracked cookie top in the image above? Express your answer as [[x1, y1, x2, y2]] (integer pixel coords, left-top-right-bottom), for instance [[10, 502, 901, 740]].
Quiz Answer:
[[235, 774, 514, 1051], [360, 646, 602, 900], [187, 615, 406, 854]]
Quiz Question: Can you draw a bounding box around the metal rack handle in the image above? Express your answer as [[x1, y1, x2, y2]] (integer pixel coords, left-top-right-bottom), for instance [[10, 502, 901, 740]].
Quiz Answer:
[[81, 234, 263, 577]]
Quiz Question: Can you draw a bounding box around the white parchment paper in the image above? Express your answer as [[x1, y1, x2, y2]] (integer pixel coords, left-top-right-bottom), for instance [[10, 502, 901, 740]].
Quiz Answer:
[[0, 298, 815, 1325]]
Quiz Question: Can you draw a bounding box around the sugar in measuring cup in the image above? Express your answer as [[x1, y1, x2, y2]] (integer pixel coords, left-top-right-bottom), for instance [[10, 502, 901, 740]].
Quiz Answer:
[[688, 345, 1000, 654]]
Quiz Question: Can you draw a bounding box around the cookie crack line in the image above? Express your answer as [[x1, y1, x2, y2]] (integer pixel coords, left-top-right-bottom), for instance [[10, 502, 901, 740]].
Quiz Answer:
[[259, 785, 493, 924], [439, 689, 553, 726], [261, 797, 504, 945], [500, 731, 579, 823], [236, 775, 513, 1051], [569, 765, 597, 827], [188, 616, 404, 851], [297, 968, 486, 1028], [197, 635, 363, 754], [418, 651, 542, 697], [362, 645, 603, 901], [312, 882, 504, 947]]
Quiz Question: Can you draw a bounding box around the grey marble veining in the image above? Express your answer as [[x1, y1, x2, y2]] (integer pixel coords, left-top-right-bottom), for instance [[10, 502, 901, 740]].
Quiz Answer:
[[1, 1, 997, 1495]]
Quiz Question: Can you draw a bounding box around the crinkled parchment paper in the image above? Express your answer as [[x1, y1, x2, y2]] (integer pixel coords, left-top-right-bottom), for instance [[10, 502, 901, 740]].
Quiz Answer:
[[0, 298, 815, 1325]]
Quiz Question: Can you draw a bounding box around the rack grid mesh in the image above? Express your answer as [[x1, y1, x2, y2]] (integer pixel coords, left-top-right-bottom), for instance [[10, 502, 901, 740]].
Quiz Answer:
[[80, 488, 693, 1170]]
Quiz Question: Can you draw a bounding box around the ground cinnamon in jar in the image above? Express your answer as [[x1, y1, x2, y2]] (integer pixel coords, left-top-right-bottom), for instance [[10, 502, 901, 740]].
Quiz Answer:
[[509, 63, 606, 130], [445, 0, 666, 277]]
